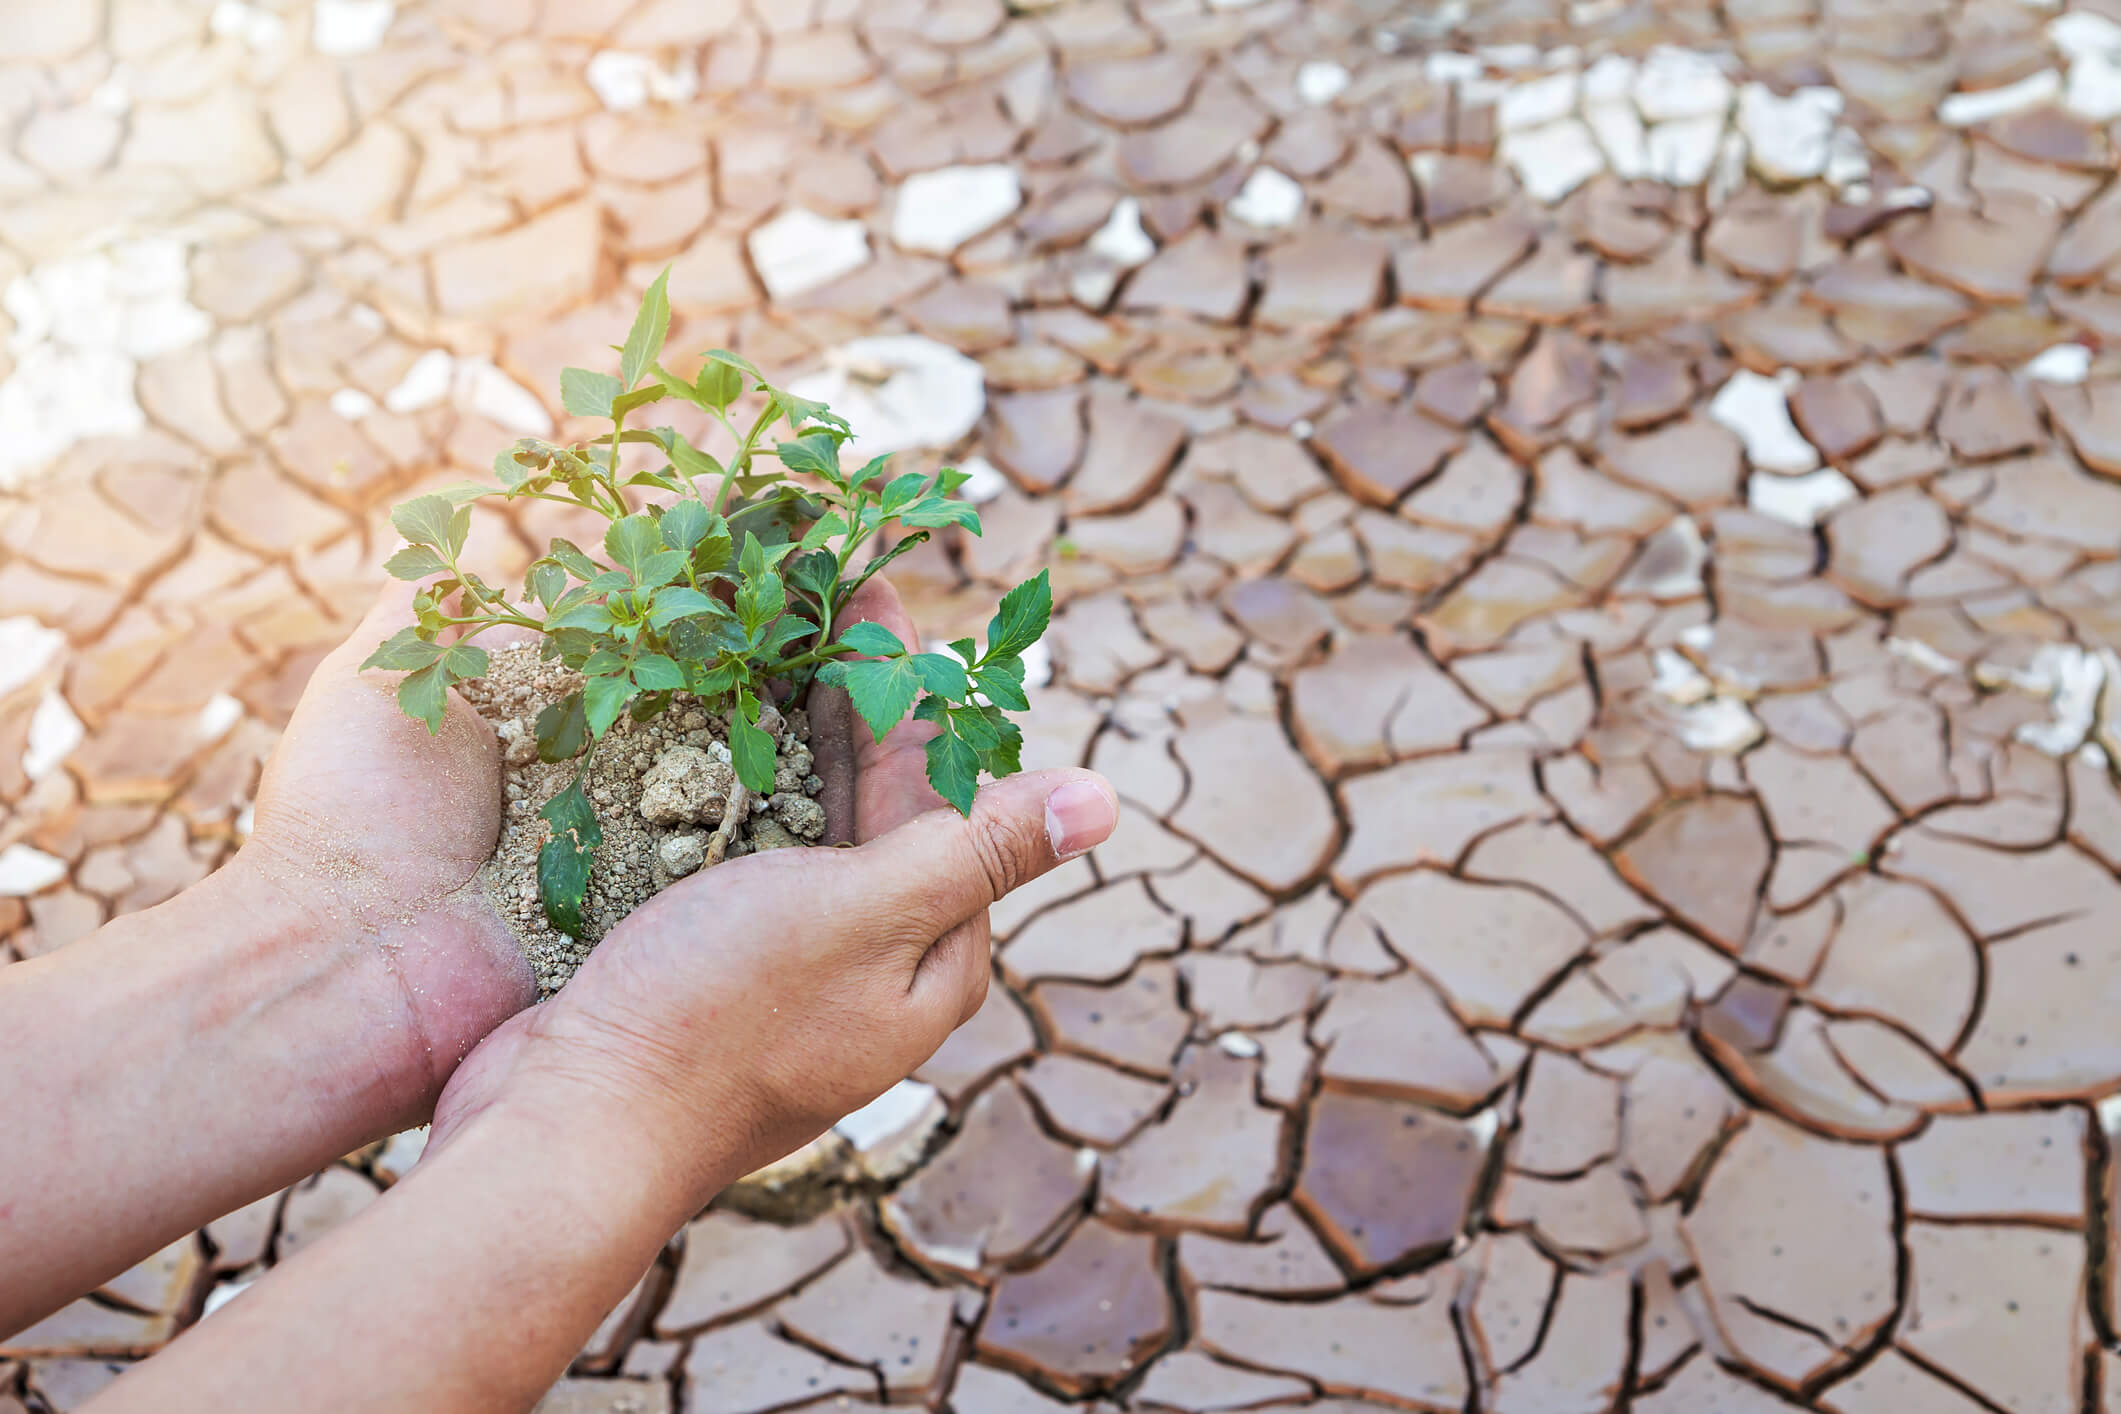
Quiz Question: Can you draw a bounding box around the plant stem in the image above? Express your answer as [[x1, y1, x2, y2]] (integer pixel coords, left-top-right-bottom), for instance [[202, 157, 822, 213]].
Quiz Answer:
[[704, 781, 750, 867], [712, 402, 779, 517]]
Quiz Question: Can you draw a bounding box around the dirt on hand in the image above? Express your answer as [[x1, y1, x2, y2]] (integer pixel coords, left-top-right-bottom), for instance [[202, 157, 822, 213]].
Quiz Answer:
[[457, 644, 828, 994]]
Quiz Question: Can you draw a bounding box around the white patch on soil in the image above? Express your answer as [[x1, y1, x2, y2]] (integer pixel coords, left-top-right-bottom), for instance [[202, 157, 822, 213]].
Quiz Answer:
[[23, 688, 82, 780], [209, 2, 285, 50], [2025, 343, 2093, 384], [1712, 369, 1818, 473], [953, 454, 1009, 504], [1633, 46, 1733, 120], [0, 844, 67, 896], [1938, 69, 2061, 125], [0, 618, 65, 700], [1746, 467, 1857, 526], [381, 351, 551, 434], [1226, 167, 1306, 228], [2054, 12, 2121, 118], [312, 0, 395, 55], [748, 208, 872, 302], [834, 1079, 947, 1180], [1738, 84, 1843, 183], [1502, 118, 1606, 202], [892, 166, 1023, 254], [1672, 696, 1765, 754], [0, 238, 211, 489], [585, 50, 699, 111], [1086, 197, 1155, 267], [196, 692, 244, 744], [784, 336, 985, 463], [329, 387, 376, 421], [1645, 114, 1724, 185], [1296, 60, 1351, 106]]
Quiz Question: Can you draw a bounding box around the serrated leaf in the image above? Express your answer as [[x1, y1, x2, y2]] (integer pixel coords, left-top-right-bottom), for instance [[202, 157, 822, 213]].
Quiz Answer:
[[771, 388, 851, 436], [846, 454, 893, 490], [624, 470, 678, 492], [361, 626, 444, 673], [583, 647, 627, 677], [775, 434, 842, 482], [631, 653, 686, 690], [647, 585, 721, 630], [631, 691, 671, 723], [936, 466, 972, 497], [669, 434, 725, 484], [634, 549, 688, 590], [585, 673, 633, 738], [612, 385, 664, 419], [736, 571, 786, 640], [549, 600, 619, 633], [818, 654, 923, 742], [659, 501, 714, 552], [897, 497, 981, 533], [798, 512, 849, 552], [391, 494, 457, 553], [448, 505, 471, 557], [549, 538, 602, 580], [620, 268, 671, 391], [561, 367, 622, 417], [912, 652, 969, 700], [540, 776, 602, 844], [398, 661, 450, 733], [729, 691, 777, 796], [755, 614, 818, 658], [949, 636, 977, 663], [604, 514, 663, 581], [973, 654, 1029, 711], [986, 570, 1051, 662], [786, 548, 837, 603], [836, 621, 906, 657], [527, 561, 567, 610], [925, 727, 980, 817], [842, 529, 930, 599], [584, 569, 632, 594], [439, 642, 489, 680], [691, 656, 746, 695], [384, 545, 450, 581], [880, 471, 927, 516], [535, 693, 589, 762]]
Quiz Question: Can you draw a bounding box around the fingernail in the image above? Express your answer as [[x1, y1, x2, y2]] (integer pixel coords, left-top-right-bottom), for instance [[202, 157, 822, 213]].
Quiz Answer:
[[1045, 780, 1116, 859]]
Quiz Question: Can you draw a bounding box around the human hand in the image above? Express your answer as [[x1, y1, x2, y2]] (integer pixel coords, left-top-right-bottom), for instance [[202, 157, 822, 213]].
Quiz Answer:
[[232, 583, 535, 1118], [423, 577, 1116, 1203]]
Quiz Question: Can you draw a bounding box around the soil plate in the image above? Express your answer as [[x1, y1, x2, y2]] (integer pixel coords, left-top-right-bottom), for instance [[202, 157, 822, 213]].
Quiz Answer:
[[459, 644, 828, 994]]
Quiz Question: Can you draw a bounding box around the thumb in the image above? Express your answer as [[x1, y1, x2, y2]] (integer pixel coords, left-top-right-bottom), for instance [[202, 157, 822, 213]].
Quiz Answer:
[[822, 767, 1117, 958]]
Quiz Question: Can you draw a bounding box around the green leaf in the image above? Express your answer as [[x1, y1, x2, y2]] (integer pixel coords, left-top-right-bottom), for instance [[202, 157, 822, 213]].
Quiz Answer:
[[949, 637, 977, 663], [549, 538, 603, 580], [439, 642, 489, 680], [541, 775, 603, 845], [897, 497, 981, 533], [776, 434, 842, 482], [361, 626, 444, 673], [697, 355, 745, 411], [729, 691, 777, 795], [537, 834, 592, 937], [770, 388, 851, 436], [391, 495, 457, 553], [583, 647, 626, 677], [384, 545, 449, 581], [912, 652, 968, 700], [736, 571, 786, 639], [836, 621, 906, 657], [631, 691, 672, 723], [880, 471, 927, 516], [690, 656, 746, 695], [631, 653, 686, 691], [549, 600, 619, 633], [646, 585, 722, 630], [973, 654, 1029, 711], [659, 501, 715, 552], [612, 385, 664, 419], [985, 570, 1051, 662], [561, 367, 623, 417], [798, 512, 849, 552], [786, 548, 837, 604], [585, 673, 633, 738], [527, 561, 567, 610], [535, 693, 589, 762], [818, 655, 923, 741], [669, 435, 725, 485], [843, 530, 930, 598], [398, 662, 450, 733], [935, 466, 973, 497], [755, 615, 818, 658], [925, 727, 980, 817], [846, 454, 893, 490], [604, 514, 663, 580], [620, 268, 671, 391]]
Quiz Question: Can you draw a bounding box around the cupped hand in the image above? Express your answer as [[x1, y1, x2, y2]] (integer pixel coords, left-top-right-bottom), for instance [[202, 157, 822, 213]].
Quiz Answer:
[[425, 577, 1116, 1202], [234, 583, 537, 1109]]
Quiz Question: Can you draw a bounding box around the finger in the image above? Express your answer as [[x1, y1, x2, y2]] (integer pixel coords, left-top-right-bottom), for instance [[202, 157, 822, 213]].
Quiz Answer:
[[810, 768, 1116, 963], [831, 575, 954, 840], [321, 578, 420, 670]]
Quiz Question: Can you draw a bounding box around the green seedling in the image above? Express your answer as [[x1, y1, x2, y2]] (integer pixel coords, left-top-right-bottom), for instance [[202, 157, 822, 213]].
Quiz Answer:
[[365, 269, 1050, 936]]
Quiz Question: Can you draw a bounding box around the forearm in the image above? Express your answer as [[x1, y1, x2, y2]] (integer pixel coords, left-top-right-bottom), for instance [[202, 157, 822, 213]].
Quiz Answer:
[[84, 1101, 703, 1414], [0, 858, 502, 1335]]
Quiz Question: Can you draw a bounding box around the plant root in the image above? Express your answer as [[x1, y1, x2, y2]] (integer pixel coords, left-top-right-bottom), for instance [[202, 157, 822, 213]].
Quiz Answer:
[[809, 683, 859, 847], [705, 781, 751, 868]]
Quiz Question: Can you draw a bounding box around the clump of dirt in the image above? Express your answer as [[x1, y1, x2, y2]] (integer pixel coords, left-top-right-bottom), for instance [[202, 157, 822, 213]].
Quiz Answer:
[[457, 644, 828, 994]]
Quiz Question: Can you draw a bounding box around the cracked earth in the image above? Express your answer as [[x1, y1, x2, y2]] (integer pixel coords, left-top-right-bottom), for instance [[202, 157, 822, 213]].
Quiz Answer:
[[13, 0, 2121, 1410]]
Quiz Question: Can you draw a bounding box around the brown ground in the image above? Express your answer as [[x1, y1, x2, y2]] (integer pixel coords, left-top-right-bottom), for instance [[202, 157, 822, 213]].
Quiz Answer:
[[12, 0, 2121, 1411]]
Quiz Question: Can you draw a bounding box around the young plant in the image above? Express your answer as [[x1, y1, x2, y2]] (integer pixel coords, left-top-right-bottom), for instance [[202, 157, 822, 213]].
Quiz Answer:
[[363, 269, 1051, 936]]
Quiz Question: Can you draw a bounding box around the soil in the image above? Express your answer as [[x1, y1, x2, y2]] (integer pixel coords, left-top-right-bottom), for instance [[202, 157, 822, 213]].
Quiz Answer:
[[457, 644, 829, 994]]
